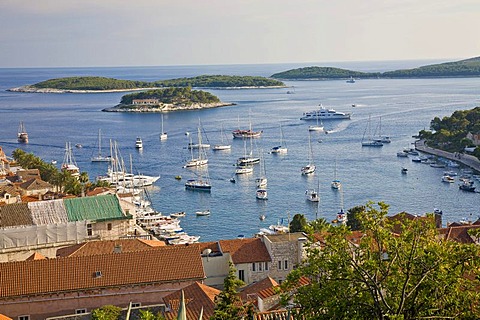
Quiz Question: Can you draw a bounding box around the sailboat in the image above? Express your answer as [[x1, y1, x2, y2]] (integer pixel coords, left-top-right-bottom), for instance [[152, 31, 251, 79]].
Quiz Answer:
[[17, 121, 28, 143], [373, 116, 391, 143], [361, 115, 383, 147], [184, 127, 209, 168], [62, 142, 80, 178], [301, 132, 316, 175], [255, 151, 268, 200], [237, 125, 260, 166], [331, 160, 341, 189], [159, 114, 168, 140], [91, 129, 112, 162], [308, 111, 324, 132], [185, 129, 212, 192], [270, 123, 288, 154], [305, 178, 320, 202], [213, 124, 231, 150]]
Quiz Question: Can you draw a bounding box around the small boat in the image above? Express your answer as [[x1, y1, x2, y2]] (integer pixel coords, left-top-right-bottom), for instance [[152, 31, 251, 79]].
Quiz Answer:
[[196, 210, 210, 216], [401, 167, 408, 174], [51, 160, 57, 165], [308, 111, 324, 132], [160, 114, 168, 140], [346, 76, 355, 83], [185, 178, 211, 191], [459, 180, 476, 192], [259, 214, 266, 221], [434, 208, 443, 215], [301, 133, 316, 175], [270, 123, 288, 154], [175, 175, 182, 180], [170, 211, 186, 218], [17, 121, 28, 143], [331, 160, 341, 189], [75, 144, 83, 148], [235, 166, 253, 175], [135, 137, 143, 149], [442, 175, 455, 183], [300, 104, 351, 121], [256, 188, 268, 200], [229, 177, 236, 183], [232, 129, 262, 139], [397, 151, 408, 157], [336, 209, 347, 224], [305, 189, 319, 202]]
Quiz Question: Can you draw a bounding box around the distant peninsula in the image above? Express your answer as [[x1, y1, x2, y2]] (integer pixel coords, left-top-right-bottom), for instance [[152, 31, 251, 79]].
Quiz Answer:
[[8, 75, 285, 93], [102, 87, 233, 113], [270, 56, 480, 80]]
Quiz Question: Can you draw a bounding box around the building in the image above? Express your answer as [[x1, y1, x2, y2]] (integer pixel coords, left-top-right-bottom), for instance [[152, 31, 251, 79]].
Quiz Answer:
[[132, 99, 160, 105]]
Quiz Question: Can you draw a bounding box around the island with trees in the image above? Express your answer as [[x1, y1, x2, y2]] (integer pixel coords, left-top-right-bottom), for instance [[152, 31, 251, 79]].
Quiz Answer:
[[271, 56, 480, 80], [102, 87, 233, 113], [8, 75, 285, 93], [418, 106, 480, 160]]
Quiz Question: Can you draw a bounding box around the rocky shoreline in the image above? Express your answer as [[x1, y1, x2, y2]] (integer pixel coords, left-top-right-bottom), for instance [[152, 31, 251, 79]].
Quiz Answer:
[[102, 102, 235, 113]]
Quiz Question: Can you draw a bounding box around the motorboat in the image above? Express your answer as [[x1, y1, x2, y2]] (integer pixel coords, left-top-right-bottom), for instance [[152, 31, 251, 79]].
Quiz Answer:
[[135, 137, 143, 149], [346, 76, 355, 83], [300, 105, 351, 120], [170, 211, 186, 218], [256, 188, 268, 200], [17, 121, 28, 143], [301, 164, 316, 175], [305, 189, 319, 202], [235, 166, 253, 174], [459, 180, 476, 192], [442, 175, 455, 183], [397, 151, 408, 157], [196, 210, 210, 216], [401, 167, 408, 174]]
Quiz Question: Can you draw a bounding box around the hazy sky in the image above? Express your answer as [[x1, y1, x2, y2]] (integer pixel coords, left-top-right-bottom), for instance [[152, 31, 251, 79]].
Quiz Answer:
[[1, 0, 479, 68]]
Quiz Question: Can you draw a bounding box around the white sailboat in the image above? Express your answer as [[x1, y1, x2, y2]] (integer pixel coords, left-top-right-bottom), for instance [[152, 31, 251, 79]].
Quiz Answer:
[[17, 121, 28, 143], [331, 160, 341, 190], [184, 127, 209, 168], [159, 114, 168, 140], [91, 129, 112, 162], [185, 131, 212, 192], [255, 151, 268, 200], [308, 110, 324, 132], [301, 132, 316, 175], [374, 116, 391, 143], [213, 124, 231, 150], [270, 123, 288, 154], [362, 115, 383, 147], [62, 142, 80, 178], [305, 178, 320, 202], [237, 126, 260, 166]]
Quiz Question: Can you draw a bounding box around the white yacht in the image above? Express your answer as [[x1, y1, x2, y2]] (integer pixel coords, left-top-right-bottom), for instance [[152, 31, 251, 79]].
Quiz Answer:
[[300, 105, 351, 120], [135, 137, 143, 149], [305, 189, 319, 202]]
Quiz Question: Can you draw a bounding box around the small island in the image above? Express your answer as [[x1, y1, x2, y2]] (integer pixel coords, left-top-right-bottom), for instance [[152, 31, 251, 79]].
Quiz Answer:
[[9, 75, 285, 93], [102, 87, 234, 113], [271, 56, 480, 80]]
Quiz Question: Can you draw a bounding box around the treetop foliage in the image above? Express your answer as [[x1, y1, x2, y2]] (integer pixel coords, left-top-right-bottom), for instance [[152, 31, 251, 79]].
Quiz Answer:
[[119, 87, 220, 105]]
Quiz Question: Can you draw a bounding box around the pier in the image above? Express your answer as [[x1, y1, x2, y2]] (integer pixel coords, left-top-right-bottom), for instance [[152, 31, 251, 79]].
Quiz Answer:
[[415, 140, 480, 173]]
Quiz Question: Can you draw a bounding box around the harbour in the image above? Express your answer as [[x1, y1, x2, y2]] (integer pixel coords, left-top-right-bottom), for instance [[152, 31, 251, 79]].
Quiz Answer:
[[1, 62, 479, 242]]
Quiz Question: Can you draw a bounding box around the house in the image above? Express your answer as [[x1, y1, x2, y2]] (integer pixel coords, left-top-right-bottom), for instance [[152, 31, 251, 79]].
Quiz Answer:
[[17, 178, 53, 197], [0, 245, 205, 320], [0, 194, 134, 262], [132, 99, 160, 105], [0, 184, 20, 205], [466, 132, 480, 146]]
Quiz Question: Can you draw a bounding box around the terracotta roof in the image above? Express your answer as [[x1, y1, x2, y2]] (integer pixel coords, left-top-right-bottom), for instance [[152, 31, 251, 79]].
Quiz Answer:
[[0, 314, 13, 320], [0, 185, 19, 198], [240, 277, 278, 302], [26, 252, 47, 260], [19, 178, 52, 191], [163, 282, 220, 320], [86, 187, 115, 197], [438, 225, 480, 244], [16, 169, 41, 181], [0, 245, 205, 298], [219, 238, 271, 264], [196, 241, 221, 255], [0, 202, 33, 227], [56, 238, 166, 257]]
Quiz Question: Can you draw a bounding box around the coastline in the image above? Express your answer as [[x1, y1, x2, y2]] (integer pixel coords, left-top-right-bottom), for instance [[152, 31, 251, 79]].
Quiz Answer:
[[102, 102, 235, 113], [7, 85, 286, 94], [415, 139, 480, 173]]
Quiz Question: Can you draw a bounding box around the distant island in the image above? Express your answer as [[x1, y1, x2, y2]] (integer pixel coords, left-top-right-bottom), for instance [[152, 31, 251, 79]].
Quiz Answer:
[[102, 87, 233, 113], [270, 56, 480, 80], [8, 75, 285, 93]]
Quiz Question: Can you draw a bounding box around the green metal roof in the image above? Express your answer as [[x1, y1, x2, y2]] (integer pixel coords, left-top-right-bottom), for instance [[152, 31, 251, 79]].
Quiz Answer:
[[63, 194, 131, 222]]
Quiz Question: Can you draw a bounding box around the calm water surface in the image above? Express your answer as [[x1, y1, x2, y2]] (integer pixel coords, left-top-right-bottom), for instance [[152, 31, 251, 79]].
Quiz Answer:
[[1, 61, 479, 241]]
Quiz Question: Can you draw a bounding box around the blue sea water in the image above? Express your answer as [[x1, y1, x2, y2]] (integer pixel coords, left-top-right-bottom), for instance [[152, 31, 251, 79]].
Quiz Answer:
[[0, 60, 479, 242]]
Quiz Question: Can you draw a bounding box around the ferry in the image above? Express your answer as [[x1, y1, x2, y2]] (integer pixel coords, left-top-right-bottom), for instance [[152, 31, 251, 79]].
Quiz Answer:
[[300, 105, 351, 120]]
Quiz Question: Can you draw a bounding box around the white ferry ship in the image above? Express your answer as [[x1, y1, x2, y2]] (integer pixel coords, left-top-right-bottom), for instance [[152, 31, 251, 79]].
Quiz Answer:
[[300, 104, 351, 120]]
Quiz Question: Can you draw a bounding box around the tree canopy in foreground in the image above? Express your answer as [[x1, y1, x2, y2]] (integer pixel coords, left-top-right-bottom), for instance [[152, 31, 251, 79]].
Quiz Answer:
[[282, 202, 480, 319]]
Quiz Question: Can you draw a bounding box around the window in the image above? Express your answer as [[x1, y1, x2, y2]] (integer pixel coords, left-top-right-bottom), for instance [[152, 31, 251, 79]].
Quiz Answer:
[[252, 263, 256, 272], [278, 261, 282, 270], [18, 316, 30, 320], [87, 223, 93, 236], [131, 303, 141, 308], [239, 269, 245, 282], [265, 262, 269, 271], [284, 260, 288, 270], [107, 223, 112, 231], [259, 262, 263, 271], [75, 309, 87, 314]]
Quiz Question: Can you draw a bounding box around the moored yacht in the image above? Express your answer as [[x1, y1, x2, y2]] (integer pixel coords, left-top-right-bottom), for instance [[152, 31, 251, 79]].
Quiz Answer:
[[135, 137, 143, 149], [300, 105, 351, 120]]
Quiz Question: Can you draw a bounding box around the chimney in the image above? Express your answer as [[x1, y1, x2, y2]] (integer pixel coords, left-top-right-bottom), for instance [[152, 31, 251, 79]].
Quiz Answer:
[[113, 244, 122, 253]]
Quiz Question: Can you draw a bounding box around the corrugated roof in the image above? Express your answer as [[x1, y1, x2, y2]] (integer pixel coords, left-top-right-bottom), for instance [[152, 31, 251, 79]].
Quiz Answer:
[[219, 238, 271, 264], [0, 245, 205, 298], [0, 202, 33, 227], [63, 194, 130, 222]]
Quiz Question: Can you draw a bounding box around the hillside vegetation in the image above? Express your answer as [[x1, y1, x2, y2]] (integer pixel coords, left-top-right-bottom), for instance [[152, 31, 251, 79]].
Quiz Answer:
[[119, 87, 220, 105], [30, 75, 284, 90], [271, 56, 480, 80]]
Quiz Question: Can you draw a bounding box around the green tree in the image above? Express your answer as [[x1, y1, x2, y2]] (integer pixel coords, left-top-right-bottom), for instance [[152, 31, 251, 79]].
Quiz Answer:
[[282, 202, 480, 319], [91, 305, 122, 320], [346, 205, 365, 231], [138, 309, 165, 320], [211, 262, 245, 320], [290, 213, 308, 233]]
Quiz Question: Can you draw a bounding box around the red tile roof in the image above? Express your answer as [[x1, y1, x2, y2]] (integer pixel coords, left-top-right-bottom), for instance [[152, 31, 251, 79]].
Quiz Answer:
[[163, 282, 220, 320], [219, 238, 271, 264], [26, 252, 47, 260], [56, 238, 166, 257], [0, 314, 13, 320], [240, 277, 278, 302], [438, 225, 480, 244], [0, 245, 205, 298]]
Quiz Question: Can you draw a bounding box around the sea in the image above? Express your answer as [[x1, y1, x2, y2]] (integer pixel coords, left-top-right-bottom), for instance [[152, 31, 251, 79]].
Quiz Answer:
[[1, 60, 479, 242]]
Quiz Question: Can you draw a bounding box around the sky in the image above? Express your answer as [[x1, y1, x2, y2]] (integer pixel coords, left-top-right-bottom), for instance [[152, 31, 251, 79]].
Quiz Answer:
[[1, 0, 479, 68]]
